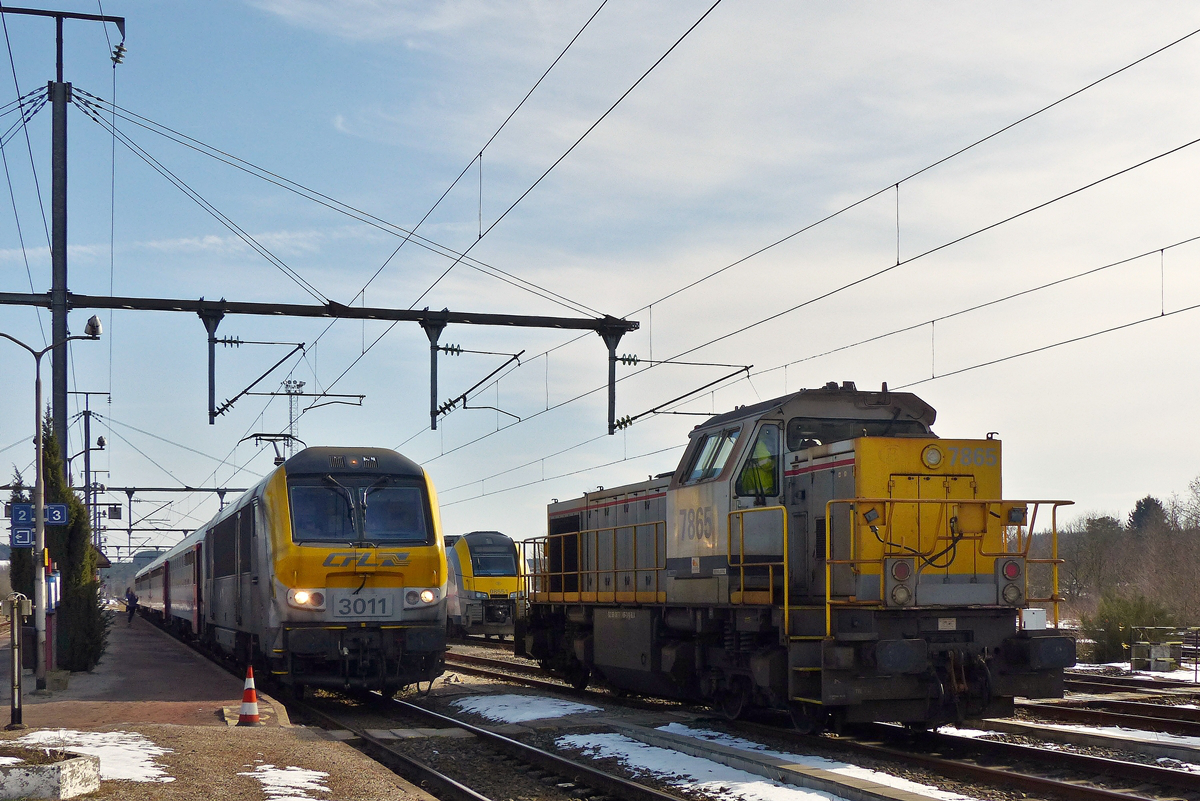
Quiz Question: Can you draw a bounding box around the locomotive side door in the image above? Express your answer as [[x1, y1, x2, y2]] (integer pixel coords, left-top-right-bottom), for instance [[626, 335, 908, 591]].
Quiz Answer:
[[728, 421, 785, 598]]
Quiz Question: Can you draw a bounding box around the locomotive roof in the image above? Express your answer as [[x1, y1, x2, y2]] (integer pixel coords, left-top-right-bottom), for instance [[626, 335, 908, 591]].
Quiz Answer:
[[692, 382, 936, 435], [462, 530, 514, 545], [283, 446, 424, 477]]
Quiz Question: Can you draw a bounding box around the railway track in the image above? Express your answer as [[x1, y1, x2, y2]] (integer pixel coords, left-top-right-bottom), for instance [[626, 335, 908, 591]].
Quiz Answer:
[[443, 651, 677, 713], [734, 719, 1196, 801], [1065, 672, 1200, 694], [447, 652, 1197, 801], [288, 693, 687, 801], [286, 698, 494, 801], [448, 634, 514, 652]]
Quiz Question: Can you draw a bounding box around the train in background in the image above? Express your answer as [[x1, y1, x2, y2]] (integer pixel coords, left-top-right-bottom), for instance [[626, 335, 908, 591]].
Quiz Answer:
[[135, 447, 448, 697], [520, 382, 1076, 730], [445, 530, 523, 640]]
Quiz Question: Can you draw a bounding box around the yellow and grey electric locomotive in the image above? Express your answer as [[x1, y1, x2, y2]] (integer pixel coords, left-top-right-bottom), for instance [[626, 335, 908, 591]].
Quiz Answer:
[[520, 383, 1075, 729], [136, 447, 447, 696], [445, 530, 523, 639]]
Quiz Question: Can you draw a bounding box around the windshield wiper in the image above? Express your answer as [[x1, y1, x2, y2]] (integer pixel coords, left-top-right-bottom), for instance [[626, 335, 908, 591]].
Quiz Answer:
[[322, 474, 362, 545]]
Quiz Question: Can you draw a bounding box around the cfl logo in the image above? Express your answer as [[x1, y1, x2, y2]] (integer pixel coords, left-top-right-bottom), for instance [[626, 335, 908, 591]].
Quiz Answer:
[[322, 552, 410, 568]]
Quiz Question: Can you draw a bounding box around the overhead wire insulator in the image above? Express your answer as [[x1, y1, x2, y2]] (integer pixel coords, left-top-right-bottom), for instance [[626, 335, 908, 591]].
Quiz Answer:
[[619, 354, 639, 366], [437, 398, 459, 416], [111, 42, 127, 65], [438, 344, 463, 355], [613, 415, 633, 430]]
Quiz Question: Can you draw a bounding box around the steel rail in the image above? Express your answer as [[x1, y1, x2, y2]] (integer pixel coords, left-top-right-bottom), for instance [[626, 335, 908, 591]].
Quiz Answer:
[[445, 651, 543, 677], [915, 726, 1200, 795], [1021, 701, 1200, 736], [1065, 671, 1200, 691], [733, 720, 1159, 801], [288, 698, 494, 801], [442, 653, 675, 713], [448, 634, 514, 651], [390, 698, 682, 801], [1060, 697, 1200, 723]]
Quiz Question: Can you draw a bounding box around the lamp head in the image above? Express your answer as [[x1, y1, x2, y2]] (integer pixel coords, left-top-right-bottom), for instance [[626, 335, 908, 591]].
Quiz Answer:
[[84, 315, 102, 338], [97, 436, 106, 449]]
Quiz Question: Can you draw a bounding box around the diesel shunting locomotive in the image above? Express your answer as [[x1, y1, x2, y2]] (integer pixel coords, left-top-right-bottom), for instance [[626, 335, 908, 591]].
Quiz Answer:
[[520, 383, 1075, 729]]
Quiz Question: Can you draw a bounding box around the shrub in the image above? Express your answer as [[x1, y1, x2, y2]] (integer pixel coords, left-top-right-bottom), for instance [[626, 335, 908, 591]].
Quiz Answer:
[[1081, 594, 1176, 663]]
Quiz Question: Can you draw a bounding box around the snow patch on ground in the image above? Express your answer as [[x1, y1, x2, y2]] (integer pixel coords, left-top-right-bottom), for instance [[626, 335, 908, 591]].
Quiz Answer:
[[657, 724, 980, 801], [238, 764, 330, 801], [17, 729, 174, 782], [450, 693, 599, 723], [0, 756, 23, 766], [558, 732, 844, 801]]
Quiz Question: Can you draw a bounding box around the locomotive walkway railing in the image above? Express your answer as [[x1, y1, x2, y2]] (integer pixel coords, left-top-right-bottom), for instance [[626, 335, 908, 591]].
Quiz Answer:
[[822, 497, 1072, 633], [522, 521, 667, 604]]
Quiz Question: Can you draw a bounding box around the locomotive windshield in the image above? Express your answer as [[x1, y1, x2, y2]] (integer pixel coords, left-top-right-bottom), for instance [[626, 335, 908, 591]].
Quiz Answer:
[[288, 475, 431, 544], [363, 486, 428, 542], [470, 546, 518, 576]]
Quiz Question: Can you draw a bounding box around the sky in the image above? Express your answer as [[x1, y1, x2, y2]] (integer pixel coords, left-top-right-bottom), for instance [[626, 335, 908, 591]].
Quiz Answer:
[[2, 1, 1200, 558]]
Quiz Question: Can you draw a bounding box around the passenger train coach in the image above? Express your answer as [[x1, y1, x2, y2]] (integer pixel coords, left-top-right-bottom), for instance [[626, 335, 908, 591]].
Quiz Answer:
[[135, 447, 448, 696], [519, 383, 1076, 730]]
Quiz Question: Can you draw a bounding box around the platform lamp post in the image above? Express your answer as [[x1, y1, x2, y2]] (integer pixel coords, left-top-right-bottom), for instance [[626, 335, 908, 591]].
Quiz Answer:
[[0, 315, 102, 691]]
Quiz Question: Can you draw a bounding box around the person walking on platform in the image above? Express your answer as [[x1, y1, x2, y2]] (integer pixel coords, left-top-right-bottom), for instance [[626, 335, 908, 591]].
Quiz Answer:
[[124, 587, 138, 626]]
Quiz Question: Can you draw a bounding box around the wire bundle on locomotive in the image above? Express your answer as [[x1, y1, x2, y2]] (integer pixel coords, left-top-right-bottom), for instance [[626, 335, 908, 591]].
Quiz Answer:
[[135, 447, 448, 697], [519, 382, 1076, 729]]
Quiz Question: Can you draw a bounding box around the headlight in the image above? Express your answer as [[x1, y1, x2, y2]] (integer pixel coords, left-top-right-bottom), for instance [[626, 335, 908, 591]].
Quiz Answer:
[[473, 590, 490, 600], [404, 588, 440, 607], [509, 591, 522, 599], [921, 445, 943, 469], [1002, 583, 1023, 605], [890, 585, 913, 606], [286, 588, 326, 610]]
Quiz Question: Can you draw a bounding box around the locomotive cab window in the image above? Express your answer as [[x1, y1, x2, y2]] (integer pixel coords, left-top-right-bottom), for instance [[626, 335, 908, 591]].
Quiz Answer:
[[288, 475, 433, 545], [289, 484, 356, 543], [471, 546, 519, 577], [362, 485, 428, 543], [736, 423, 781, 498], [682, 427, 741, 484]]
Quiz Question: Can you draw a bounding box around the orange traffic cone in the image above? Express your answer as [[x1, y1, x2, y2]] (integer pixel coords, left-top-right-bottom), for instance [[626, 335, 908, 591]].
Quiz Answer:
[[237, 666, 261, 726]]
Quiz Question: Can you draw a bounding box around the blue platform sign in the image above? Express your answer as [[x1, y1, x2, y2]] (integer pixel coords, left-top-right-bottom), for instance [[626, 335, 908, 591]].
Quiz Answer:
[[8, 503, 67, 525], [10, 503, 31, 524], [10, 528, 32, 548]]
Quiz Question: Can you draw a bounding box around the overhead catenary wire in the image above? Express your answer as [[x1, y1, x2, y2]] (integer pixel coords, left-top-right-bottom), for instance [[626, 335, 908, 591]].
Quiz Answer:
[[408, 0, 725, 310], [298, 3, 724, 415], [0, 92, 47, 343], [71, 89, 600, 318], [411, 19, 1200, 446], [747, 233, 1200, 382], [440, 442, 686, 507], [895, 301, 1200, 391], [74, 99, 330, 304], [0, 18, 51, 255], [398, 129, 1200, 463]]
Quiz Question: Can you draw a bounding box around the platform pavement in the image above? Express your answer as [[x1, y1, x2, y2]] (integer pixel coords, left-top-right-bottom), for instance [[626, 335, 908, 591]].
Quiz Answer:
[[0, 614, 435, 800]]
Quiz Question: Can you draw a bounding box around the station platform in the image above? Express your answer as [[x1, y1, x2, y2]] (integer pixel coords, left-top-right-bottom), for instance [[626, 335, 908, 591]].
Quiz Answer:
[[0, 615, 434, 800]]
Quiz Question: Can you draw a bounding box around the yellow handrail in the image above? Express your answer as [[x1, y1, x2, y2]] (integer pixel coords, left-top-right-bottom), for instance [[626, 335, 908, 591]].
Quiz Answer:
[[522, 521, 667, 603], [726, 505, 789, 633], [823, 497, 1071, 628]]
